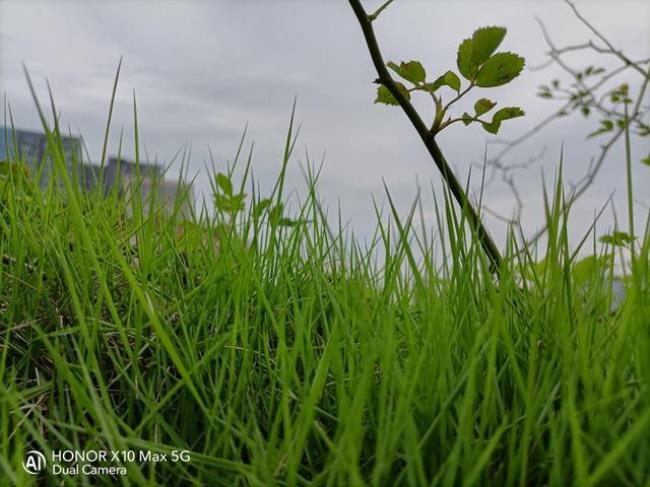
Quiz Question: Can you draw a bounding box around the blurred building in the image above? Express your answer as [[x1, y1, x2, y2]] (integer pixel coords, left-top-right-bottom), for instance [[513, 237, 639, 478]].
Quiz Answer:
[[0, 126, 81, 187], [104, 157, 193, 216], [0, 127, 193, 215]]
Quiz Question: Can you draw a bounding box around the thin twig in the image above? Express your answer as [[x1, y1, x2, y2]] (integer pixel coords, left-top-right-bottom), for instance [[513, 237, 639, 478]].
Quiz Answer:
[[369, 0, 396, 21], [481, 7, 648, 229], [564, 0, 649, 79]]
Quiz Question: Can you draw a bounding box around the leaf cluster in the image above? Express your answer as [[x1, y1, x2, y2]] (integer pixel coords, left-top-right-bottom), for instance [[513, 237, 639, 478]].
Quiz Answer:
[[375, 26, 525, 136], [214, 172, 303, 227]]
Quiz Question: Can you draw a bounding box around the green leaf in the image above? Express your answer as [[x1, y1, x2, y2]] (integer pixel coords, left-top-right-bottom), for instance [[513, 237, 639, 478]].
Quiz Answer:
[[572, 255, 611, 287], [279, 217, 301, 227], [474, 98, 496, 116], [636, 121, 650, 137], [471, 27, 507, 66], [480, 107, 524, 134], [253, 198, 272, 218], [375, 86, 397, 106], [375, 83, 410, 106], [214, 194, 230, 212], [269, 203, 284, 226], [443, 71, 461, 92], [475, 52, 525, 87], [481, 121, 500, 134], [457, 38, 477, 80], [599, 231, 635, 247], [493, 106, 525, 123], [387, 60, 426, 84], [462, 113, 474, 126], [215, 192, 246, 214], [457, 26, 507, 81], [587, 119, 614, 139], [641, 155, 650, 166], [216, 173, 232, 196], [428, 70, 461, 93], [230, 193, 246, 212], [616, 119, 630, 130], [422, 79, 444, 93], [420, 82, 437, 93]]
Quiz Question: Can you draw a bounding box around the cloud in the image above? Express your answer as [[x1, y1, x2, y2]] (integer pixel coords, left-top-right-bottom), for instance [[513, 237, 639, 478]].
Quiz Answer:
[[1, 0, 648, 246]]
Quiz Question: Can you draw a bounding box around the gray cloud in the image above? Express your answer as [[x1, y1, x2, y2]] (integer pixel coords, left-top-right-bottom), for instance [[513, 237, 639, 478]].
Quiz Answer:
[[1, 0, 648, 247]]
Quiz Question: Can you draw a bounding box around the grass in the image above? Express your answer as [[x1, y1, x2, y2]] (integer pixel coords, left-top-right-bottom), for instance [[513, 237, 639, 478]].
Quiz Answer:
[[0, 93, 648, 486]]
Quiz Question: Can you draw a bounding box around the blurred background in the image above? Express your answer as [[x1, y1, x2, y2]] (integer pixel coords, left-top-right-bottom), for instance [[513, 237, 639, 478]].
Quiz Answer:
[[1, 0, 648, 248]]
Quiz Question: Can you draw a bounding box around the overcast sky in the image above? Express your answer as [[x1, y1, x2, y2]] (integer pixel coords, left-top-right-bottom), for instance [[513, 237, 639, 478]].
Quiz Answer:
[[1, 0, 648, 248]]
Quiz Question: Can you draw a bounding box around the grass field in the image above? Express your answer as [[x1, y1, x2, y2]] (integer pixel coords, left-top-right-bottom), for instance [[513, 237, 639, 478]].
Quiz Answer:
[[0, 99, 649, 486]]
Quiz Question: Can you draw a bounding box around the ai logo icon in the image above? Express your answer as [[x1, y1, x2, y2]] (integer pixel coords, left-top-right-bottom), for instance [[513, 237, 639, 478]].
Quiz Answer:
[[22, 450, 46, 474]]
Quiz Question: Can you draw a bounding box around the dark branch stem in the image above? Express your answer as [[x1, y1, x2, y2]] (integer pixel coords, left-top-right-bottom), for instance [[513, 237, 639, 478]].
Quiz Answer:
[[347, 0, 503, 273]]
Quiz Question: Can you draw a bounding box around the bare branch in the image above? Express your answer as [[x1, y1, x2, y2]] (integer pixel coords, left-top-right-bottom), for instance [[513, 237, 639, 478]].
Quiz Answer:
[[479, 5, 649, 232], [564, 0, 649, 79]]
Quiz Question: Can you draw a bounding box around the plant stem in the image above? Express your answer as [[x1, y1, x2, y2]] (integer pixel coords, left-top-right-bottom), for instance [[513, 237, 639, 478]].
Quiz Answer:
[[443, 83, 474, 113], [369, 0, 396, 21], [347, 0, 502, 274], [623, 102, 635, 262]]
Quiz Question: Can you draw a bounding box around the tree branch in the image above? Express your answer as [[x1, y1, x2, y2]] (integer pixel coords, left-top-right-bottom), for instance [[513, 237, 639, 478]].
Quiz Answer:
[[347, 0, 503, 273], [564, 0, 649, 79], [480, 8, 649, 232]]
